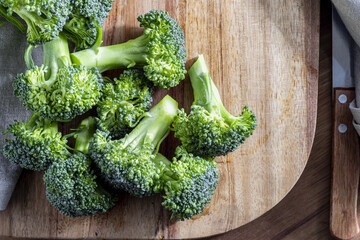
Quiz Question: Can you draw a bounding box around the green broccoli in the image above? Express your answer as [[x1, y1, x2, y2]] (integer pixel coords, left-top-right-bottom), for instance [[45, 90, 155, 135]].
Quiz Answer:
[[173, 55, 257, 158], [63, 0, 113, 49], [70, 10, 187, 89], [96, 69, 153, 139], [0, 0, 71, 45], [13, 33, 103, 122], [44, 117, 116, 217], [157, 147, 219, 221], [2, 112, 67, 171], [89, 95, 178, 197], [0, 5, 24, 32]]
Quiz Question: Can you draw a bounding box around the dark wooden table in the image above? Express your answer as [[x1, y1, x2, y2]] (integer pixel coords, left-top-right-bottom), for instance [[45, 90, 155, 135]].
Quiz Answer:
[[211, 1, 334, 239]]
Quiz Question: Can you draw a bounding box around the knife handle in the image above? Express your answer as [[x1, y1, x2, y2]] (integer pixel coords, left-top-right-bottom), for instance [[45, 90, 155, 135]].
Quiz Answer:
[[331, 88, 360, 240]]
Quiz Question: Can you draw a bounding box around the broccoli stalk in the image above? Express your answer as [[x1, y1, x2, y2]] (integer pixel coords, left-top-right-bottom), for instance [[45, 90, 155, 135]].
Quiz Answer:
[[62, 15, 99, 50], [35, 33, 71, 84], [89, 95, 178, 197], [44, 116, 116, 217], [71, 10, 187, 89], [2, 112, 67, 171], [120, 95, 176, 150], [173, 55, 257, 158], [71, 33, 150, 72], [13, 33, 103, 122], [189, 55, 255, 129], [73, 117, 97, 154], [25, 112, 58, 135], [0, 5, 24, 32]]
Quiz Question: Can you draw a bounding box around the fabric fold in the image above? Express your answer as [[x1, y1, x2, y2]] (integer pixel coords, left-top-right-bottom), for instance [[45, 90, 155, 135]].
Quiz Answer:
[[333, 0, 360, 136], [0, 20, 42, 210], [349, 100, 360, 136]]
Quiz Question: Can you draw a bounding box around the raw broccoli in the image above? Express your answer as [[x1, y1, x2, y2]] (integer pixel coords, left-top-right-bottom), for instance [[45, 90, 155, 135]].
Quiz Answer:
[[13, 33, 103, 122], [71, 10, 187, 89], [0, 5, 24, 32], [0, 0, 71, 45], [155, 147, 219, 221], [2, 112, 67, 171], [63, 0, 113, 49], [89, 95, 178, 197], [44, 117, 116, 217], [96, 69, 153, 139], [173, 55, 257, 158]]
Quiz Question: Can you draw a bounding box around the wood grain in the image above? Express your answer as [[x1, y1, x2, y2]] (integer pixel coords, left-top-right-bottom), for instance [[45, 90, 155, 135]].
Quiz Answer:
[[210, 2, 331, 238], [0, 0, 319, 239], [331, 89, 360, 240]]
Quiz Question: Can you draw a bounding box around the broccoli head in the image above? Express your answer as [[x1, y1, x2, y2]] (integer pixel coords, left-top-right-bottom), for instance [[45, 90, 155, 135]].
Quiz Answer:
[[96, 69, 153, 139], [71, 10, 187, 89], [157, 147, 219, 221], [173, 55, 257, 158], [63, 0, 113, 49], [13, 33, 103, 122], [89, 95, 178, 197], [0, 0, 71, 44], [2, 112, 67, 170], [71, 0, 113, 23], [44, 117, 116, 217]]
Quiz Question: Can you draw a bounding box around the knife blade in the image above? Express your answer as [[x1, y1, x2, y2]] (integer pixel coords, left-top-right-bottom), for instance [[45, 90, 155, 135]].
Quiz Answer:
[[330, 6, 360, 239]]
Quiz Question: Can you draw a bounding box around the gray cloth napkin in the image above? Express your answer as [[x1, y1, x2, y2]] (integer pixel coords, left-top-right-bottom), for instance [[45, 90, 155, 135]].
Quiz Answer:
[[350, 44, 360, 136], [0, 20, 42, 210], [333, 0, 360, 134]]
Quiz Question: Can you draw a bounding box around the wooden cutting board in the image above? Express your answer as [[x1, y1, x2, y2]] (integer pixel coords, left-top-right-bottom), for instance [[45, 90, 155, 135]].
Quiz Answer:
[[0, 0, 319, 239]]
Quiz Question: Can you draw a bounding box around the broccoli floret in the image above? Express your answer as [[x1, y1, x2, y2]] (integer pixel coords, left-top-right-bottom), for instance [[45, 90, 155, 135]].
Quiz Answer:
[[2, 112, 67, 170], [62, 0, 113, 49], [0, 0, 71, 44], [157, 147, 219, 221], [71, 0, 113, 23], [44, 117, 116, 217], [62, 12, 98, 50], [96, 69, 153, 139], [89, 95, 178, 197], [173, 55, 257, 158], [13, 33, 103, 122], [71, 10, 187, 89]]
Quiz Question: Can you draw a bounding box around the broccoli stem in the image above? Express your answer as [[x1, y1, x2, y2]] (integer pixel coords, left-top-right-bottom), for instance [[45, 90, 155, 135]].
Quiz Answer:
[[63, 17, 103, 50], [42, 33, 71, 84], [70, 34, 149, 72], [0, 6, 25, 32], [13, 8, 46, 41], [25, 112, 59, 135], [188, 54, 239, 125], [24, 44, 35, 69], [42, 119, 59, 135], [153, 153, 172, 168], [161, 171, 181, 190], [74, 117, 96, 154], [25, 112, 41, 130], [62, 15, 93, 48], [152, 154, 180, 187], [122, 95, 178, 151]]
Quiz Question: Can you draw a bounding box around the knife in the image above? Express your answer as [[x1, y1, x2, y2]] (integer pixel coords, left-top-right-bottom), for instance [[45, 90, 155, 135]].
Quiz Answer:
[[330, 7, 360, 239]]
